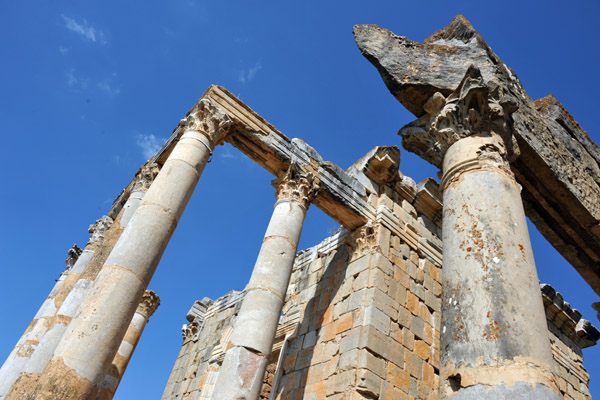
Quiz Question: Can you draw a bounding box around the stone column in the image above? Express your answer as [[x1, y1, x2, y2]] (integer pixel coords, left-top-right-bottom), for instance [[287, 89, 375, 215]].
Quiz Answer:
[[99, 291, 160, 400], [211, 164, 318, 400], [24, 99, 231, 400], [9, 164, 161, 390], [400, 67, 559, 398], [0, 221, 111, 400], [0, 252, 72, 398]]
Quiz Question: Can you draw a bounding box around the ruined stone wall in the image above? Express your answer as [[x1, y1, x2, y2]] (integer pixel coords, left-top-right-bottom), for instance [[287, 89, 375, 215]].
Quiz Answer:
[[164, 167, 597, 399], [269, 177, 444, 399], [161, 291, 244, 400], [542, 284, 599, 400]]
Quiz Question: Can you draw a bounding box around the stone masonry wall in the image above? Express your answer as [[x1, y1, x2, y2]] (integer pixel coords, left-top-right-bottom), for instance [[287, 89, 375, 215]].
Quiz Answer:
[[163, 166, 597, 399], [161, 291, 244, 400]]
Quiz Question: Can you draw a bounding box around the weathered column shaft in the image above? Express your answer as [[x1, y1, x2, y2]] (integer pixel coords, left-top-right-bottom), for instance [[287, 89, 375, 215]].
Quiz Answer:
[[0, 269, 68, 398], [440, 136, 557, 398], [399, 67, 559, 398], [26, 99, 231, 400], [211, 165, 317, 400], [18, 173, 157, 379], [3, 164, 160, 399], [99, 291, 160, 400], [0, 223, 107, 398]]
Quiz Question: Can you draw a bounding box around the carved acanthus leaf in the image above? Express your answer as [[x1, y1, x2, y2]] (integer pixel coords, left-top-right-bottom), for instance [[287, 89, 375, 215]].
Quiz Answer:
[[137, 290, 160, 319], [272, 163, 320, 208], [88, 216, 114, 244], [182, 321, 200, 341], [65, 244, 83, 270], [180, 98, 233, 147], [133, 163, 160, 190], [346, 223, 378, 259], [399, 66, 519, 167]]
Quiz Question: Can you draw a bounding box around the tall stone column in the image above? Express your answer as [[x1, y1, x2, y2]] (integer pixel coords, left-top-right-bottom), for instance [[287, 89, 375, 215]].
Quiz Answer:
[[7, 164, 161, 392], [0, 249, 73, 399], [211, 165, 318, 400], [99, 291, 160, 400], [0, 216, 113, 399], [400, 67, 559, 398], [24, 99, 231, 400]]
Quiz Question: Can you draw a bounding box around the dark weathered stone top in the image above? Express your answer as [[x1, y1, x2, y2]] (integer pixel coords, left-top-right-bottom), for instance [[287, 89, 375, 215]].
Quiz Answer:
[[354, 15, 600, 296]]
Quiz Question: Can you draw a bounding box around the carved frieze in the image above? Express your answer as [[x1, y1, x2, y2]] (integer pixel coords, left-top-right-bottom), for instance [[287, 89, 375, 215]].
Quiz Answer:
[[180, 98, 232, 147], [399, 66, 519, 168], [272, 163, 320, 209]]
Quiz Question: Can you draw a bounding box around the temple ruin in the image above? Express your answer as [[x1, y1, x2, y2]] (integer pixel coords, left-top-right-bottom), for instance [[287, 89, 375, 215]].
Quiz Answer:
[[1, 15, 599, 400]]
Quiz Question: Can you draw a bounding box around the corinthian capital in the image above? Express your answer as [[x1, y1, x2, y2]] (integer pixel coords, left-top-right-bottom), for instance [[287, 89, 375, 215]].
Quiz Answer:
[[88, 215, 114, 244], [180, 99, 233, 147], [399, 66, 519, 167], [132, 163, 160, 190], [272, 163, 319, 209], [137, 290, 160, 319]]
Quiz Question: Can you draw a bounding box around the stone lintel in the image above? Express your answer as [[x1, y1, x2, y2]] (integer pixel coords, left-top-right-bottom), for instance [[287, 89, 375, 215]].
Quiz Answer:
[[354, 16, 600, 295], [158, 85, 378, 230]]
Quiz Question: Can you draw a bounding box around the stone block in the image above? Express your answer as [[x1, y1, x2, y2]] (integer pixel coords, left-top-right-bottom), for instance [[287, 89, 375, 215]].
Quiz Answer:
[[339, 327, 361, 353], [407, 292, 419, 316], [304, 381, 326, 400], [295, 347, 315, 370], [368, 267, 388, 291], [303, 331, 318, 349], [358, 306, 390, 335], [411, 315, 425, 340], [356, 368, 381, 398], [357, 326, 405, 367], [338, 348, 359, 371], [414, 340, 430, 361], [423, 362, 435, 388], [345, 254, 372, 278], [405, 352, 423, 379], [326, 369, 355, 396], [403, 328, 415, 351], [357, 348, 386, 378], [387, 362, 410, 392], [398, 307, 411, 329]]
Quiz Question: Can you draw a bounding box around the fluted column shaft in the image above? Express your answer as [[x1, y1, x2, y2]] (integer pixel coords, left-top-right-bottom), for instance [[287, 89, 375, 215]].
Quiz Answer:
[[211, 166, 317, 400], [23, 99, 231, 400], [98, 291, 160, 400]]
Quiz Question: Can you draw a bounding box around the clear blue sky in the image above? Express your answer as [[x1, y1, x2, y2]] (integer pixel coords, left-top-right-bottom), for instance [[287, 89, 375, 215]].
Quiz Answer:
[[1, 1, 598, 398]]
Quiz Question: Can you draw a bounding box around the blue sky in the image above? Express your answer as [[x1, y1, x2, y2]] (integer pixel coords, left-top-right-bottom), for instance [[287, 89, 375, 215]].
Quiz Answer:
[[1, 1, 598, 398]]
